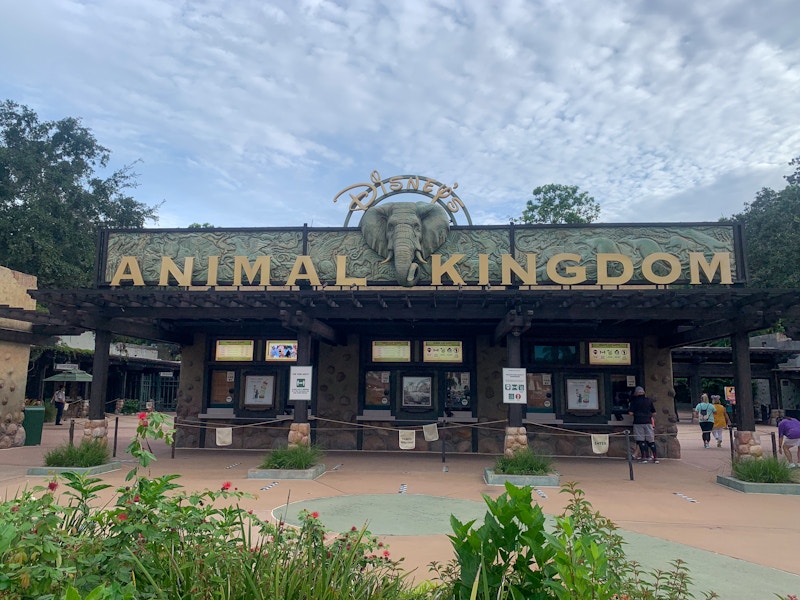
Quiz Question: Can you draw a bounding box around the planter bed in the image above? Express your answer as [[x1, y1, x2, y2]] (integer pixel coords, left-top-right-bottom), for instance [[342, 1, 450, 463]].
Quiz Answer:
[[716, 475, 800, 495], [484, 468, 560, 487], [247, 463, 326, 480], [28, 462, 122, 477]]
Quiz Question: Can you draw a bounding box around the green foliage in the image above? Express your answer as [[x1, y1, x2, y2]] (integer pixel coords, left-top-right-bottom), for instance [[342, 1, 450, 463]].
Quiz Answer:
[[44, 439, 111, 468], [0, 100, 159, 289], [732, 457, 796, 484], [517, 184, 600, 224], [119, 399, 140, 414], [494, 447, 553, 476], [434, 482, 716, 600], [260, 444, 324, 469]]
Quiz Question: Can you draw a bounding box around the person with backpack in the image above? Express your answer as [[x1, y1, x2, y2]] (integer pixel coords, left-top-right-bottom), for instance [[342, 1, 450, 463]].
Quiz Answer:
[[629, 386, 658, 463], [694, 393, 716, 448], [710, 395, 731, 447]]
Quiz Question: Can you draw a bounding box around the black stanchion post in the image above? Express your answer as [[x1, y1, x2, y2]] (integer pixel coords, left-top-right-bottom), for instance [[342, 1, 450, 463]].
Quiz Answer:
[[113, 416, 119, 458], [770, 431, 777, 459], [626, 430, 634, 481], [171, 422, 177, 459], [729, 427, 735, 465], [68, 419, 75, 447]]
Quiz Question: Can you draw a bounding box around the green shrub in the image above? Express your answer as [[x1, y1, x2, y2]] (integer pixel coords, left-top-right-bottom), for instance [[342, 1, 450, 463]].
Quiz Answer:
[[493, 447, 553, 475], [260, 444, 323, 469], [120, 398, 140, 414], [44, 402, 57, 423], [44, 439, 111, 467], [732, 456, 796, 483]]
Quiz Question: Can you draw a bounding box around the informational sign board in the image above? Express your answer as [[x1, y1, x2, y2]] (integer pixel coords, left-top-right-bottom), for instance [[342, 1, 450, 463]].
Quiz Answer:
[[588, 342, 631, 365], [724, 386, 736, 405], [56, 363, 79, 371], [502, 368, 527, 404], [244, 375, 275, 407], [290, 366, 313, 401], [423, 341, 463, 363], [215, 340, 254, 361], [372, 341, 411, 362]]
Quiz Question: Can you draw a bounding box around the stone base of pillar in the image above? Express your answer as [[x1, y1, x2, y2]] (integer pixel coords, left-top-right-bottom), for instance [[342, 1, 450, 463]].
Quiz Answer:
[[503, 426, 528, 457], [734, 430, 763, 461], [0, 418, 25, 449], [288, 422, 311, 448], [83, 419, 109, 444]]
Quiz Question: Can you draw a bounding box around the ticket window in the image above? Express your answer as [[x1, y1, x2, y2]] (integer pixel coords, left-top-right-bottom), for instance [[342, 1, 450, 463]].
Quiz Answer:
[[610, 374, 634, 421], [445, 372, 472, 414]]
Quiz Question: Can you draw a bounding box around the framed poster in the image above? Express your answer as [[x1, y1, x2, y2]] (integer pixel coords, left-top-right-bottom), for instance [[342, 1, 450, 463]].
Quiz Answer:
[[215, 340, 254, 361], [244, 375, 275, 408], [445, 371, 471, 410], [365, 371, 391, 407], [526, 373, 553, 411], [266, 340, 298, 361], [402, 375, 432, 408], [566, 378, 600, 411]]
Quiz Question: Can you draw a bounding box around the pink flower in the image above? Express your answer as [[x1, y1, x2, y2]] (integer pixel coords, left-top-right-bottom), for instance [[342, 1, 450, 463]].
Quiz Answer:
[[311, 511, 319, 519], [118, 513, 128, 522], [383, 550, 390, 558], [138, 412, 147, 420], [47, 481, 58, 492], [221, 481, 232, 491]]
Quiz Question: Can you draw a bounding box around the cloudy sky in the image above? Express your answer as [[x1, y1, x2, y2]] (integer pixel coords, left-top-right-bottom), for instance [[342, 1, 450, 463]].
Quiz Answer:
[[1, 0, 798, 229]]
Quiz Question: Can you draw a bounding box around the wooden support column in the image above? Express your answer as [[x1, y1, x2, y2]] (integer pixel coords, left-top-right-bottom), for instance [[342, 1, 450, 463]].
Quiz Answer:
[[688, 367, 702, 423], [288, 329, 313, 448], [85, 327, 111, 444], [732, 329, 755, 431], [507, 333, 523, 428]]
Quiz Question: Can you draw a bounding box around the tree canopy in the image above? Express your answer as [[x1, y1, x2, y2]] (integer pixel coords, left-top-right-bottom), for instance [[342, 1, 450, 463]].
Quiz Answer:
[[517, 183, 600, 224], [0, 100, 159, 289], [730, 157, 800, 289]]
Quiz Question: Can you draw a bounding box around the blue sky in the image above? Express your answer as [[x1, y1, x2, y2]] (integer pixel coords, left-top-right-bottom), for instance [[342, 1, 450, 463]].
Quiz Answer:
[[1, 0, 799, 229]]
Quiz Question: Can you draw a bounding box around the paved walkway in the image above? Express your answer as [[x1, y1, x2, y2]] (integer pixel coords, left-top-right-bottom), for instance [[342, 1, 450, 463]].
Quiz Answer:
[[2, 414, 799, 598]]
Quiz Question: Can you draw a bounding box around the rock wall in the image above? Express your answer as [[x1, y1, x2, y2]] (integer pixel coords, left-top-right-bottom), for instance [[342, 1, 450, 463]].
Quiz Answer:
[[643, 335, 681, 459], [0, 267, 36, 449], [175, 333, 206, 448], [315, 335, 359, 450]]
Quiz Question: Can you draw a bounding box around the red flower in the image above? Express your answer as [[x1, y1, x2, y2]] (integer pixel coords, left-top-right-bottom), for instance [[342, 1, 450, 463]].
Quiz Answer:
[[133, 495, 140, 503], [118, 513, 128, 522], [383, 550, 390, 558], [47, 481, 58, 491], [11, 505, 19, 512], [311, 511, 319, 519], [221, 481, 232, 491], [138, 412, 147, 420]]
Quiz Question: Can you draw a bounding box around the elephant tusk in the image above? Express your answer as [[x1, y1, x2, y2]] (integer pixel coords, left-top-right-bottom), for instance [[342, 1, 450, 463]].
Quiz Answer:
[[379, 250, 393, 265], [407, 263, 418, 283], [415, 249, 427, 264]]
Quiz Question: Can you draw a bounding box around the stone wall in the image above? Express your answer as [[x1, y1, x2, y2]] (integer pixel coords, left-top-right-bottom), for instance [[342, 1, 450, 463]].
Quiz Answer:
[[643, 335, 681, 459], [475, 335, 509, 454], [0, 267, 36, 448], [315, 335, 360, 450], [175, 333, 206, 448]]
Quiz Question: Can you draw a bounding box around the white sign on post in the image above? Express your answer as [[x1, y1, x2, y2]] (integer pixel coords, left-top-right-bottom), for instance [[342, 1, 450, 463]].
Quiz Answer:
[[502, 368, 527, 404], [289, 366, 313, 401]]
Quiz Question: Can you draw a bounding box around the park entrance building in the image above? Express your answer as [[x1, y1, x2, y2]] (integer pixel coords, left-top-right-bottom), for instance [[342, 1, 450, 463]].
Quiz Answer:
[[24, 173, 800, 458]]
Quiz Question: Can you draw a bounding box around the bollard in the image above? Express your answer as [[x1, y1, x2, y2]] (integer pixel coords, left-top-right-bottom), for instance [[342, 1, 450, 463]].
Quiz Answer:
[[68, 419, 75, 447], [770, 431, 777, 459], [113, 416, 119, 458], [729, 427, 735, 465], [625, 430, 634, 481]]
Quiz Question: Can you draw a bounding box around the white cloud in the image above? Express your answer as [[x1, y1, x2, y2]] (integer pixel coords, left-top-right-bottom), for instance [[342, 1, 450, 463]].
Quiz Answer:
[[1, 0, 798, 228]]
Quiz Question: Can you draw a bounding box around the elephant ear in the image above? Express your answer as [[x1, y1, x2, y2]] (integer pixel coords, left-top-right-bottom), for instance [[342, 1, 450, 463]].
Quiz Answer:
[[360, 203, 393, 257], [416, 202, 450, 257]]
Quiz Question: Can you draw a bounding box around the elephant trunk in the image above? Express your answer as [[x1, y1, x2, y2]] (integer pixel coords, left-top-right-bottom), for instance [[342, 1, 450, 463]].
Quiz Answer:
[[392, 229, 422, 286]]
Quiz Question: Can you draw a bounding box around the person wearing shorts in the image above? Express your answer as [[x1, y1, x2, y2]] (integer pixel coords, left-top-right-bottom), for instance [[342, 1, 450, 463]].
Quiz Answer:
[[778, 416, 800, 467], [629, 386, 658, 463]]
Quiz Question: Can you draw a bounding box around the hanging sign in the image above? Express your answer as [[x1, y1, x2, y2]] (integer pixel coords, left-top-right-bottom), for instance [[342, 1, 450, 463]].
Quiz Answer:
[[290, 366, 313, 401], [502, 368, 527, 404]]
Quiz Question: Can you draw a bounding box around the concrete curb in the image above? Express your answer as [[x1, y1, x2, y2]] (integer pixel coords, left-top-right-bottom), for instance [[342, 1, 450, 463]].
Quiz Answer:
[[716, 474, 800, 495], [27, 461, 123, 477], [483, 468, 560, 487], [247, 463, 326, 480]]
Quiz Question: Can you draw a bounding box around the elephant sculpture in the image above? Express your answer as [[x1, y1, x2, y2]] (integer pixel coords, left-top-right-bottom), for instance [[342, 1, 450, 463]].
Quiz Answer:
[[360, 201, 450, 286]]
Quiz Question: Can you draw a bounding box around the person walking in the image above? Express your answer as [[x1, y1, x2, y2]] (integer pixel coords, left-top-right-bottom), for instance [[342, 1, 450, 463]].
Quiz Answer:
[[629, 386, 658, 463], [694, 393, 716, 448], [710, 394, 731, 447], [777, 416, 800, 467], [53, 384, 66, 425]]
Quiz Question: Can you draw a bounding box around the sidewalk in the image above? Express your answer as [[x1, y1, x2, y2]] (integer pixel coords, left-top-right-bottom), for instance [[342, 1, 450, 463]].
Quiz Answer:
[[1, 415, 799, 598]]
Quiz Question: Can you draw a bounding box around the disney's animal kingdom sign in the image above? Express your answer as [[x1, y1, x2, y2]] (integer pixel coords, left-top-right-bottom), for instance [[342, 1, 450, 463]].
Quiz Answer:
[[101, 222, 741, 289]]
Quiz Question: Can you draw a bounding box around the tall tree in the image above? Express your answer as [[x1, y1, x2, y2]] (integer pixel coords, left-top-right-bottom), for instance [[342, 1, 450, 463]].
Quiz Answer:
[[0, 100, 159, 289], [731, 157, 800, 289], [518, 184, 600, 224]]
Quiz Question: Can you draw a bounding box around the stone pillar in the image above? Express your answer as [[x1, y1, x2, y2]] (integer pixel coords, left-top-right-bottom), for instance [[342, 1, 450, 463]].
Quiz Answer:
[[89, 327, 112, 423], [288, 422, 311, 448], [733, 430, 764, 461], [732, 329, 755, 431], [175, 333, 206, 448], [83, 418, 109, 445], [643, 336, 680, 458], [503, 426, 528, 456]]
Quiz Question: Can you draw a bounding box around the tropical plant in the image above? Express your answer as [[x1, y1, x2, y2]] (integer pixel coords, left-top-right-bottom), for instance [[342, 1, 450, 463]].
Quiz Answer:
[[260, 444, 324, 469], [732, 456, 796, 484], [43, 439, 110, 467], [493, 447, 553, 475]]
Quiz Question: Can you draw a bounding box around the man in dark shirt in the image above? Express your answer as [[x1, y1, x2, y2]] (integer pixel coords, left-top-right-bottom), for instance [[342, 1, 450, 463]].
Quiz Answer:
[[629, 386, 658, 463]]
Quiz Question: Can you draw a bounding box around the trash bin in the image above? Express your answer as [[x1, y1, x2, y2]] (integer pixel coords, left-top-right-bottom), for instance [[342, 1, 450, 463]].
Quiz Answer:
[[23, 405, 45, 446]]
